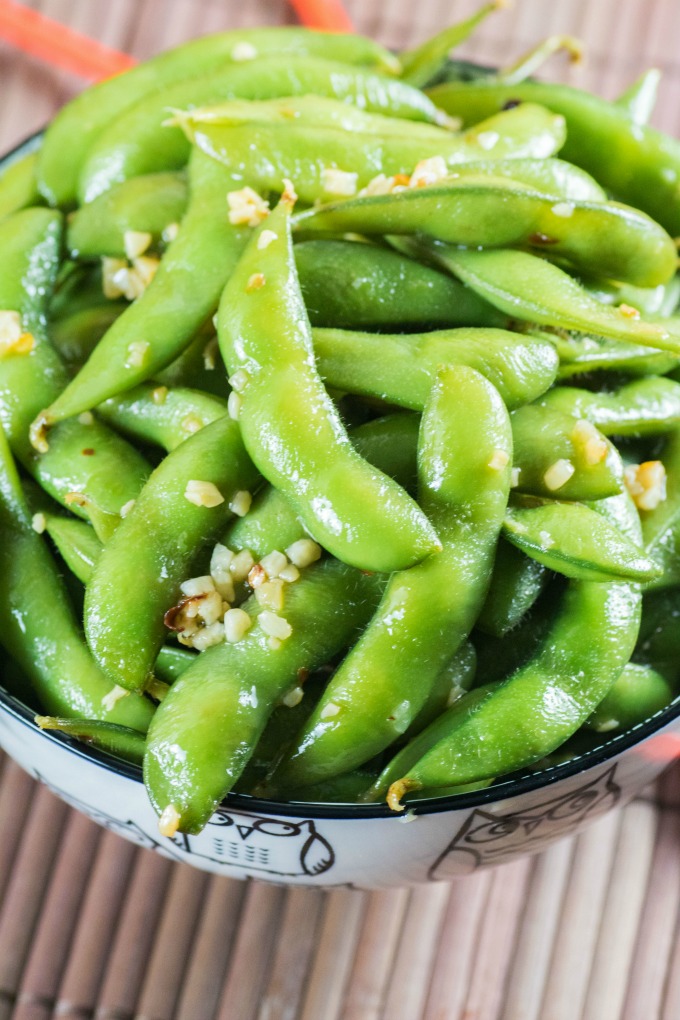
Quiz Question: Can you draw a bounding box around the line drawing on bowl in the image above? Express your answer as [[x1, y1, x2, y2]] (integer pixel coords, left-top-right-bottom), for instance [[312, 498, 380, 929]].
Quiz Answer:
[[429, 764, 621, 879]]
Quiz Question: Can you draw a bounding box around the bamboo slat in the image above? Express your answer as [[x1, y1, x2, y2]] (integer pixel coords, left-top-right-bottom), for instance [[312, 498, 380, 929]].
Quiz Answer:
[[94, 850, 174, 1020], [12, 812, 100, 1020], [339, 888, 409, 1020], [257, 887, 325, 1020]]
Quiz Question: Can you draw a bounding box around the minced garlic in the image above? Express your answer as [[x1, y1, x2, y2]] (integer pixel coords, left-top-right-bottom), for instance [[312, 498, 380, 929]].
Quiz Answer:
[[624, 461, 667, 510], [184, 480, 225, 508], [227, 186, 269, 227], [543, 458, 576, 491]]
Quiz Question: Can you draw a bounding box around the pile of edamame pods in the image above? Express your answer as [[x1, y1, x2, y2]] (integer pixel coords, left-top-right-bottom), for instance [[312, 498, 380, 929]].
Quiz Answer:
[[3, 4, 680, 837]]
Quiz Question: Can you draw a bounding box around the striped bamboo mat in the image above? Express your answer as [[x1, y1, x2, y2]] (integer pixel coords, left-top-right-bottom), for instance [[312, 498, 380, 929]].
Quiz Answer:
[[2, 1, 680, 1017]]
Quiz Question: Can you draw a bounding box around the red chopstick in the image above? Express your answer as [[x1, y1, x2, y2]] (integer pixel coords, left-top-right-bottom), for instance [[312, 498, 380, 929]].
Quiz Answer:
[[0, 0, 354, 82], [288, 0, 354, 32], [0, 0, 136, 80]]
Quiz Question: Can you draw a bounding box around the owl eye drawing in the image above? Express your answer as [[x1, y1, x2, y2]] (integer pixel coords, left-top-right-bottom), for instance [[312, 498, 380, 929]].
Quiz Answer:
[[429, 766, 621, 880]]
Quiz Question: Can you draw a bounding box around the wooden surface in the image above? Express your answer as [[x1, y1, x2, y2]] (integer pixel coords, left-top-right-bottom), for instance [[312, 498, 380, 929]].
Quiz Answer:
[[1, 1, 680, 1017]]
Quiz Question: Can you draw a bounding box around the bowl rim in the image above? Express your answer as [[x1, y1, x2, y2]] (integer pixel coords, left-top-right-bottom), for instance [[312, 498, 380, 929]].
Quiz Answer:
[[2, 129, 680, 822], [2, 672, 679, 820]]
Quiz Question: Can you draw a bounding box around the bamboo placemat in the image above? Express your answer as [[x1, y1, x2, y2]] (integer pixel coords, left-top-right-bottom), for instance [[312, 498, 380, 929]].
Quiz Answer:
[[2, 1, 680, 1017]]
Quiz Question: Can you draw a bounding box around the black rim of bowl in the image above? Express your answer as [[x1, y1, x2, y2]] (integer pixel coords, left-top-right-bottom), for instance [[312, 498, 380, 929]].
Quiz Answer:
[[3, 130, 680, 822]]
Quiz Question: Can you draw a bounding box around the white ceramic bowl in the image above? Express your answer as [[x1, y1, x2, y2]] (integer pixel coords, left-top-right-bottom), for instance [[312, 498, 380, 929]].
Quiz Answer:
[[2, 679, 679, 888], [2, 134, 680, 889]]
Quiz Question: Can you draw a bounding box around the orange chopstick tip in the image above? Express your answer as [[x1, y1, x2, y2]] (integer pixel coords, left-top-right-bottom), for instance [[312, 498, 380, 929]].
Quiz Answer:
[[0, 0, 136, 80], [0, 0, 354, 85], [288, 0, 354, 33]]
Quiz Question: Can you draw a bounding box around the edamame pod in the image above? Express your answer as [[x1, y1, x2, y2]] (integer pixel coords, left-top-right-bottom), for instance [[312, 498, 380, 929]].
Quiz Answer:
[[386, 499, 643, 808], [510, 404, 624, 501], [0, 426, 153, 729], [182, 101, 568, 206], [79, 56, 445, 202], [271, 365, 512, 790], [144, 559, 383, 834], [539, 377, 680, 435], [97, 385, 228, 452], [85, 415, 260, 691], [0, 209, 150, 515], [223, 413, 420, 561], [414, 244, 680, 355], [476, 540, 547, 637], [296, 240, 504, 331], [38, 26, 400, 206], [36, 716, 147, 764], [313, 325, 558, 411], [0, 144, 41, 220], [427, 77, 680, 235], [32, 151, 250, 434], [216, 192, 440, 573], [296, 179, 677, 288], [67, 172, 188, 258], [43, 514, 102, 584], [585, 662, 675, 734], [550, 331, 680, 380], [503, 503, 661, 582]]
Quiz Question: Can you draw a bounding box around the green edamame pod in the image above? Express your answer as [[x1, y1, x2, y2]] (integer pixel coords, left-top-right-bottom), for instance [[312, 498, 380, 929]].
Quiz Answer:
[[313, 325, 558, 411], [67, 173, 188, 259], [403, 640, 477, 739], [0, 209, 150, 515], [640, 429, 680, 587], [539, 378, 680, 436], [296, 179, 677, 288], [296, 240, 504, 331], [0, 425, 153, 729], [385, 500, 643, 808], [582, 273, 680, 319], [427, 77, 680, 235], [510, 404, 623, 501], [414, 244, 680, 356], [635, 588, 680, 678], [585, 662, 675, 734], [0, 145, 41, 220], [35, 716, 147, 764], [182, 101, 568, 206], [271, 365, 512, 790], [399, 3, 500, 87], [440, 157, 606, 202], [144, 559, 383, 835], [223, 413, 420, 561], [551, 331, 680, 380], [503, 503, 661, 582], [97, 385, 228, 452], [154, 646, 196, 685], [79, 55, 444, 203], [38, 26, 400, 206], [43, 514, 102, 584], [50, 304, 126, 366], [363, 683, 499, 803], [85, 415, 260, 692], [216, 192, 439, 573], [477, 539, 547, 637], [235, 670, 328, 794], [33, 151, 250, 435], [615, 69, 661, 126]]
